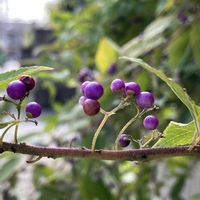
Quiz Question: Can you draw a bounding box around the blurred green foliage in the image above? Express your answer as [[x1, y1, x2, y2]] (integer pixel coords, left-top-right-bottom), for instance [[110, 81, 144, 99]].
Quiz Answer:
[[1, 0, 200, 199]]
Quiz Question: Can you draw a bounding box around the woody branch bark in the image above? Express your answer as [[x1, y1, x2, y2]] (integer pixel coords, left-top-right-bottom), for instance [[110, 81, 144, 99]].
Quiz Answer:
[[0, 142, 200, 161]]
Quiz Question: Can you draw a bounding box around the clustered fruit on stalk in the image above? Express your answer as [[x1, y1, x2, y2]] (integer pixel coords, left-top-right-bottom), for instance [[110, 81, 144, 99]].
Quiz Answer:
[[6, 75, 42, 118], [0, 75, 42, 144], [79, 78, 159, 149]]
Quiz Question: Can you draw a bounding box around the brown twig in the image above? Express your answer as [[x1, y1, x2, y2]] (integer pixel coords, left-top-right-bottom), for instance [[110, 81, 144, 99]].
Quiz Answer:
[[0, 142, 200, 162]]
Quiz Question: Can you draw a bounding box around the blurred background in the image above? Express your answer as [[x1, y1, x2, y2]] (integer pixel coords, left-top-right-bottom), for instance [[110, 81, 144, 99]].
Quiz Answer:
[[1, 0, 200, 199]]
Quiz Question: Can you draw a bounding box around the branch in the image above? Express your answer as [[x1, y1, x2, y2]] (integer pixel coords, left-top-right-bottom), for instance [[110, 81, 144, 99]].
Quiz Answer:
[[1, 142, 200, 161]]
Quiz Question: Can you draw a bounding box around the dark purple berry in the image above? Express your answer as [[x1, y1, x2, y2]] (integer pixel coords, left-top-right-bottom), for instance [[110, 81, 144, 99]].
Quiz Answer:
[[177, 9, 188, 24], [83, 99, 100, 116], [79, 96, 87, 105], [6, 80, 26, 100], [19, 75, 35, 91], [125, 82, 141, 96], [107, 63, 117, 75], [143, 115, 159, 130], [110, 79, 125, 92], [136, 91, 154, 109], [78, 68, 94, 83], [26, 102, 42, 118], [80, 81, 90, 95], [118, 134, 131, 147], [84, 81, 104, 100]]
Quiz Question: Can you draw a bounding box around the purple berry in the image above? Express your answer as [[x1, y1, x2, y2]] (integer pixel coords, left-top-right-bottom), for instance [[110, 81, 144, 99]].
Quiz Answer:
[[6, 80, 26, 100], [107, 63, 117, 75], [110, 79, 125, 92], [118, 134, 131, 147], [19, 75, 35, 91], [80, 81, 90, 95], [83, 99, 100, 116], [84, 81, 104, 100], [26, 102, 42, 118], [79, 96, 87, 105], [177, 9, 188, 24], [143, 115, 159, 130], [78, 68, 94, 83], [136, 91, 154, 109], [125, 82, 141, 96]]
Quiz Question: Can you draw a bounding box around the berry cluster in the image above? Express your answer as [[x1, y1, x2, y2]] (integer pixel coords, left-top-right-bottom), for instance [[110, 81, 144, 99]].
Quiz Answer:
[[6, 75, 42, 118], [110, 79, 159, 147], [79, 78, 159, 149], [79, 81, 104, 116]]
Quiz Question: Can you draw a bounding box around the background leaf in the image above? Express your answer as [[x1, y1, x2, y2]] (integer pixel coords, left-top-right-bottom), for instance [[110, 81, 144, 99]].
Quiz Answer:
[[190, 23, 200, 67], [0, 66, 53, 90], [0, 157, 21, 182], [168, 30, 190, 68], [95, 37, 119, 74]]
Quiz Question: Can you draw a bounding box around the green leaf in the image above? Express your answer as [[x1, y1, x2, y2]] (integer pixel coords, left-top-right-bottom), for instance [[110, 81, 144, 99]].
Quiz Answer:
[[95, 37, 119, 74], [0, 66, 53, 90], [0, 157, 21, 182], [120, 57, 200, 138], [155, 107, 200, 147], [155, 120, 194, 147], [121, 16, 172, 57], [79, 175, 113, 200], [168, 30, 190, 68], [190, 23, 200, 67]]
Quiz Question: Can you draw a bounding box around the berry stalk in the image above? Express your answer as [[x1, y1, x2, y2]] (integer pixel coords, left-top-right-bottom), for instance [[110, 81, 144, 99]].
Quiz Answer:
[[14, 100, 22, 144], [91, 98, 130, 151]]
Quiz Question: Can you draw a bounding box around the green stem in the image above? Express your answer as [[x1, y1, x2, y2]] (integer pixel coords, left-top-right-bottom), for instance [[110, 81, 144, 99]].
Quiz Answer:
[[14, 102, 22, 144], [0, 123, 17, 146], [2, 96, 18, 106], [115, 109, 140, 149], [91, 98, 130, 151], [91, 113, 110, 152], [115, 106, 158, 149]]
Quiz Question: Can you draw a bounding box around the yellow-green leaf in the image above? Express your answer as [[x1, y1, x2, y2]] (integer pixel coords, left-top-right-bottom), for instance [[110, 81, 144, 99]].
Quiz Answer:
[[155, 121, 194, 147], [95, 37, 119, 74]]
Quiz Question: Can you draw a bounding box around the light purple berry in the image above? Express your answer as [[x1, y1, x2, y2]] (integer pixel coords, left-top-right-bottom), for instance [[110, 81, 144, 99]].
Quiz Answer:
[[143, 115, 159, 130], [136, 91, 154, 109], [26, 102, 42, 118], [84, 81, 104, 100], [110, 79, 125, 92], [125, 82, 141, 96], [79, 96, 87, 105], [118, 134, 130, 147], [6, 80, 27, 100], [80, 81, 90, 95]]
